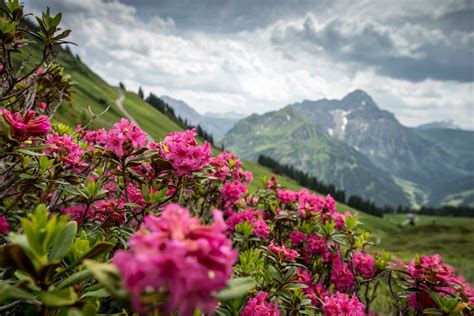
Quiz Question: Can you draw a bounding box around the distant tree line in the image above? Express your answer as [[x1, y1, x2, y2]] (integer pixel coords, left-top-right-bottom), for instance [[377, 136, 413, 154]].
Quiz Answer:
[[258, 154, 474, 218], [145, 93, 216, 146]]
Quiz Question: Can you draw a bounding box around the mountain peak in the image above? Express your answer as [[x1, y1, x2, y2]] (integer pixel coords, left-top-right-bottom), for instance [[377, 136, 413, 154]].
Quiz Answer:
[[341, 89, 378, 110], [417, 120, 462, 130]]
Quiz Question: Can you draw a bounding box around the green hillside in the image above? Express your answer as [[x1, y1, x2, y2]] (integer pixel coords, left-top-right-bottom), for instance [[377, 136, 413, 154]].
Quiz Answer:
[[26, 49, 473, 282]]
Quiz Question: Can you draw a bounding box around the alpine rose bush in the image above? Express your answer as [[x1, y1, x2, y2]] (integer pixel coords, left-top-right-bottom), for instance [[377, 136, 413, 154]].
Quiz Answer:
[[323, 292, 365, 316], [113, 204, 236, 314], [241, 292, 281, 316]]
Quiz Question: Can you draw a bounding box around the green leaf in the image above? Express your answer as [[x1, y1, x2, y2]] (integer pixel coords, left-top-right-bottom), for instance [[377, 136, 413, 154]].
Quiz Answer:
[[57, 269, 92, 289], [0, 244, 36, 276], [282, 283, 308, 291], [15, 148, 44, 156], [80, 242, 113, 260], [83, 260, 128, 301], [38, 287, 78, 307], [215, 277, 256, 301], [0, 280, 35, 303], [49, 221, 77, 261], [423, 308, 444, 315]]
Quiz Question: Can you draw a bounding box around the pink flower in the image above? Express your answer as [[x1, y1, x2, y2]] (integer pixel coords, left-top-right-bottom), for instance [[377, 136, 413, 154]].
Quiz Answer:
[[241, 292, 280, 316], [298, 189, 326, 214], [113, 204, 236, 314], [225, 209, 269, 239], [306, 234, 330, 262], [220, 180, 247, 202], [92, 198, 125, 226], [161, 129, 211, 176], [266, 175, 277, 189], [277, 189, 298, 204], [101, 118, 148, 157], [122, 183, 145, 210], [353, 252, 376, 279], [253, 219, 270, 239], [405, 254, 474, 311], [62, 204, 86, 223], [330, 257, 354, 292], [38, 102, 47, 110], [268, 241, 300, 260], [0, 216, 9, 235], [44, 133, 86, 170], [294, 268, 328, 306], [2, 108, 51, 140], [289, 230, 306, 246], [407, 254, 453, 284], [323, 292, 365, 316], [210, 151, 251, 183]]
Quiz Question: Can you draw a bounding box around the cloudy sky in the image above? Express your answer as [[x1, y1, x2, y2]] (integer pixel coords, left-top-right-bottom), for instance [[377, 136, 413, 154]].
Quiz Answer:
[[26, 0, 473, 128]]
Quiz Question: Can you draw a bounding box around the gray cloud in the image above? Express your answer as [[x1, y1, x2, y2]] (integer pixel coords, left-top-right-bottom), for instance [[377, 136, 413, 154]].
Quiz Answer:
[[271, 12, 474, 82]]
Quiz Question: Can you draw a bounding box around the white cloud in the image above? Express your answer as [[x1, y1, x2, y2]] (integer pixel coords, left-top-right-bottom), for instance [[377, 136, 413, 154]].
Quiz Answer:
[[25, 0, 474, 129]]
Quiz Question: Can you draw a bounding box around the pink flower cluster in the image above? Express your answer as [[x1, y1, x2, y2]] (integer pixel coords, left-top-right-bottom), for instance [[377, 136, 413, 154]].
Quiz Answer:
[[220, 180, 247, 203], [330, 256, 355, 292], [113, 204, 236, 314], [291, 189, 347, 228], [406, 254, 474, 310], [298, 189, 335, 214], [161, 128, 211, 176], [353, 252, 376, 279], [92, 198, 125, 226], [106, 118, 147, 157], [225, 208, 270, 239], [276, 189, 298, 204], [287, 230, 331, 263], [2, 108, 51, 140], [241, 292, 281, 316], [269, 241, 300, 260], [82, 119, 147, 157], [0, 216, 9, 235], [44, 133, 86, 170], [323, 292, 365, 316], [294, 268, 329, 306], [210, 151, 252, 183]]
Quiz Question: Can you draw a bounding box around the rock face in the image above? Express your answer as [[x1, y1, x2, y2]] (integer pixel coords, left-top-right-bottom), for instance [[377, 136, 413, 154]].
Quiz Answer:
[[290, 90, 463, 189], [160, 96, 244, 141], [223, 90, 474, 208]]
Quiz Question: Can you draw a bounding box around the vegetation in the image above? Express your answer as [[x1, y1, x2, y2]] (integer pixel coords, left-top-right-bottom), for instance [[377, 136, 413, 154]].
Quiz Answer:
[[0, 2, 472, 315], [259, 154, 474, 218]]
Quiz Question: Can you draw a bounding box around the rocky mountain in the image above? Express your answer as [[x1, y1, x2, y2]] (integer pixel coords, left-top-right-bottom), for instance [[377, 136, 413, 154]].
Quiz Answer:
[[160, 96, 245, 140], [291, 90, 464, 189], [223, 106, 409, 206], [417, 120, 462, 130], [204, 111, 247, 120], [223, 90, 474, 208]]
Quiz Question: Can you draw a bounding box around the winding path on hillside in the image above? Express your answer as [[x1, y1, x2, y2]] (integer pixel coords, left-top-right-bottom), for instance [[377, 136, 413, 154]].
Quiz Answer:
[[115, 89, 155, 142]]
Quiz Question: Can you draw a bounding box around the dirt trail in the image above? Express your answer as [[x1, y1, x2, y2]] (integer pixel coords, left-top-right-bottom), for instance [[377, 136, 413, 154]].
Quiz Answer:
[[115, 89, 154, 142]]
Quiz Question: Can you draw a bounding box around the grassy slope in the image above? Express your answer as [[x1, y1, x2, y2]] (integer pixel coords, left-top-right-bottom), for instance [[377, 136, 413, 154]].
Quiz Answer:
[[49, 51, 474, 283]]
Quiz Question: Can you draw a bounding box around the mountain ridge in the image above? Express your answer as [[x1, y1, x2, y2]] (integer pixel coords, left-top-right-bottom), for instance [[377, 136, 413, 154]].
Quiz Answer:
[[159, 95, 245, 140], [223, 89, 474, 208]]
